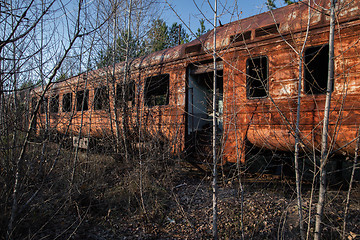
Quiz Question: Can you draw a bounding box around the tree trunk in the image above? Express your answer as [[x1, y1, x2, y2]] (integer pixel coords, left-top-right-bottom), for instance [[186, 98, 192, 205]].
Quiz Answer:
[[111, 0, 121, 153], [294, 55, 305, 240], [314, 0, 336, 239], [212, 0, 218, 239], [7, 29, 81, 240], [121, 0, 133, 163], [342, 125, 360, 239]]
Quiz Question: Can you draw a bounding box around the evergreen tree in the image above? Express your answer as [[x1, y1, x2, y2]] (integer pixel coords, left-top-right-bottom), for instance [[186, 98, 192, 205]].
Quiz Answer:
[[266, 0, 276, 10], [56, 72, 68, 82], [97, 18, 192, 65], [147, 18, 169, 53], [97, 30, 145, 68], [196, 19, 208, 38], [168, 22, 190, 47], [266, 0, 297, 10]]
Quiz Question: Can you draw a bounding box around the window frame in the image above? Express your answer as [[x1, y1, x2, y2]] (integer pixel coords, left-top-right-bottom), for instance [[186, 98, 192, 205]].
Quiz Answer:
[[62, 92, 72, 112], [40, 97, 48, 114], [144, 74, 170, 107], [303, 44, 330, 95], [31, 97, 37, 114], [49, 95, 59, 113], [76, 89, 89, 111], [94, 86, 109, 110], [115, 81, 135, 108], [246, 55, 269, 99]]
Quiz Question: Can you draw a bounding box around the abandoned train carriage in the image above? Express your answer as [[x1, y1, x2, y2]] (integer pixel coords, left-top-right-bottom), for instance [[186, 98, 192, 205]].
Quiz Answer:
[[31, 0, 360, 165]]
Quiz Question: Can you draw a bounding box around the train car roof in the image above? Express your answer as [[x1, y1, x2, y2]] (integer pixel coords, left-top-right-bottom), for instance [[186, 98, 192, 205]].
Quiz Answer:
[[33, 0, 359, 94]]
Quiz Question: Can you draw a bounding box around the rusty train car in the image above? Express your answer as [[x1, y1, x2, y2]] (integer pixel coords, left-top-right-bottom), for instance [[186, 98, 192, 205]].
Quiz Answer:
[[31, 0, 360, 167]]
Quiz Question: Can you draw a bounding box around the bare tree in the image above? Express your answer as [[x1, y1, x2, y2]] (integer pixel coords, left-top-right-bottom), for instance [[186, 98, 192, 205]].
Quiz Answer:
[[0, 0, 112, 238], [212, 2, 219, 239], [2, 0, 359, 239], [314, 0, 336, 239]]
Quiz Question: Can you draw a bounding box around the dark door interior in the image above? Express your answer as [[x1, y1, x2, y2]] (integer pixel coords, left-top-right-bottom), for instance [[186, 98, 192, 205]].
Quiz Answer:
[[185, 63, 223, 162]]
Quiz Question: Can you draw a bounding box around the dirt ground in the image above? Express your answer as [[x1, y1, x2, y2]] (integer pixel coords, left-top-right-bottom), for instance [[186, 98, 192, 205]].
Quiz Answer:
[[6, 146, 359, 240], [70, 170, 360, 239]]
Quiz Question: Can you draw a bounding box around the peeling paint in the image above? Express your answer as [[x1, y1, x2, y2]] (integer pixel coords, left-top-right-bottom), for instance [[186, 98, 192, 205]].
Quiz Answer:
[[31, 0, 360, 164]]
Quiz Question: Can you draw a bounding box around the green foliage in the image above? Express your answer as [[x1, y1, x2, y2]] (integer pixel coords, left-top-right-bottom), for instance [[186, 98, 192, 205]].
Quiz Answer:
[[284, 0, 296, 4], [97, 30, 145, 69], [146, 19, 192, 53], [196, 19, 208, 38], [97, 19, 191, 67], [56, 72, 68, 82], [147, 18, 170, 53], [266, 0, 297, 10], [19, 79, 34, 90], [146, 19, 193, 53], [266, 0, 277, 10], [168, 22, 190, 47]]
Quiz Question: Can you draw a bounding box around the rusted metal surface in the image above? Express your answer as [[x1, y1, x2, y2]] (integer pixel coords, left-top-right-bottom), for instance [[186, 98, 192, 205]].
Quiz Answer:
[[31, 0, 360, 165]]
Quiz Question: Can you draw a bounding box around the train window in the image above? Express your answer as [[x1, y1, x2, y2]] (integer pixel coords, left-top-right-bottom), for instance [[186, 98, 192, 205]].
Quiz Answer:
[[246, 56, 268, 99], [76, 90, 89, 111], [49, 95, 59, 113], [255, 24, 280, 37], [94, 86, 109, 110], [145, 74, 169, 107], [62, 93, 72, 112], [115, 81, 135, 108], [230, 31, 251, 43], [115, 85, 121, 108], [304, 45, 330, 94], [31, 97, 37, 113], [40, 97, 48, 114], [185, 44, 202, 54]]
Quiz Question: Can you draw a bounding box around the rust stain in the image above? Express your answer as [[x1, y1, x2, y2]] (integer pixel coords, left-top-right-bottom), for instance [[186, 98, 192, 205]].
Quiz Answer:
[[31, 0, 360, 164]]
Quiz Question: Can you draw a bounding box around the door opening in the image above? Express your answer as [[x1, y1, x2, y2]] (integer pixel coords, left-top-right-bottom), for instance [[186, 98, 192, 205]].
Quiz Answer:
[[186, 63, 223, 162]]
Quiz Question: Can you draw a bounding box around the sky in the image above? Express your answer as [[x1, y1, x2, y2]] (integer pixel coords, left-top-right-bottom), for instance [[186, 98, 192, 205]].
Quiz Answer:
[[162, 0, 285, 35]]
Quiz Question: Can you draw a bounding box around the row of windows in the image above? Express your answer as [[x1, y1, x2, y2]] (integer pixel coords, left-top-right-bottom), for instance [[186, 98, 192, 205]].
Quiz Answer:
[[34, 44, 329, 112], [247, 44, 330, 99], [35, 74, 170, 114]]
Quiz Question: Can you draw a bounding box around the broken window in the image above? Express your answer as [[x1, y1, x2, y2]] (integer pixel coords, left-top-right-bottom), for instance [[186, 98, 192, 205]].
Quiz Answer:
[[49, 95, 59, 113], [246, 56, 268, 99], [115, 81, 135, 108], [76, 90, 89, 111], [255, 24, 280, 37], [31, 97, 37, 114], [185, 44, 202, 54], [40, 97, 48, 114], [62, 93, 72, 112], [145, 74, 169, 107], [230, 31, 252, 43], [304, 45, 330, 94], [94, 86, 109, 110]]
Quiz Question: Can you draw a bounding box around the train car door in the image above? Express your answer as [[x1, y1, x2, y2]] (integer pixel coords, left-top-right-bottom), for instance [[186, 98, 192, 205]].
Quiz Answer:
[[185, 61, 223, 162]]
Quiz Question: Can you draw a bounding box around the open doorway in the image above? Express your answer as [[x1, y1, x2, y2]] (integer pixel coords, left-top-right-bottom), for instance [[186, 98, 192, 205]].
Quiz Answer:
[[186, 62, 223, 162]]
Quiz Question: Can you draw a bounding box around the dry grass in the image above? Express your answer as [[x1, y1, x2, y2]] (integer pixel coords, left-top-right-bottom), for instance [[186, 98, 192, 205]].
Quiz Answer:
[[1, 133, 359, 239]]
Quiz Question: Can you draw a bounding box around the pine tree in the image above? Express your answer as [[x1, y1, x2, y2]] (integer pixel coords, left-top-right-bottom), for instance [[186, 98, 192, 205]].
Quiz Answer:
[[97, 30, 144, 68], [168, 22, 190, 47], [147, 18, 169, 53], [196, 19, 208, 38]]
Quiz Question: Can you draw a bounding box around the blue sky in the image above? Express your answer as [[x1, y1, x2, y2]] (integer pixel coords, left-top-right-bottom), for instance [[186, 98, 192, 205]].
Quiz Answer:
[[163, 0, 285, 35]]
